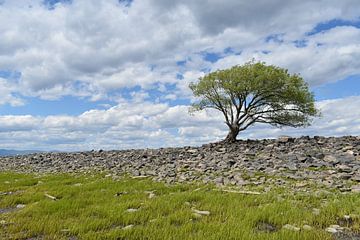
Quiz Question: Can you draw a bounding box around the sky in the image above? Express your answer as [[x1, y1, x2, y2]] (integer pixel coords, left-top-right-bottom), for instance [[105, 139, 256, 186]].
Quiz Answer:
[[0, 0, 360, 151]]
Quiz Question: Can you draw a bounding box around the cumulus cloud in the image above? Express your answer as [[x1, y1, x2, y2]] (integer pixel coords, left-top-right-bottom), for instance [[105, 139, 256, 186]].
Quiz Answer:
[[212, 26, 360, 86], [0, 115, 40, 132], [0, 77, 25, 106], [0, 0, 359, 100], [0, 0, 360, 150], [0, 96, 359, 151]]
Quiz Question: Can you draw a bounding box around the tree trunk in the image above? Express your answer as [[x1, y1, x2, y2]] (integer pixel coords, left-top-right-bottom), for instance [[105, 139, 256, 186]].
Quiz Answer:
[[224, 125, 239, 143]]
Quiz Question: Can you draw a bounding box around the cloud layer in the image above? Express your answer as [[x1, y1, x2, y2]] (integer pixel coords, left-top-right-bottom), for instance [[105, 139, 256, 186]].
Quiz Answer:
[[0, 0, 360, 102], [0, 0, 359, 150], [0, 96, 360, 151]]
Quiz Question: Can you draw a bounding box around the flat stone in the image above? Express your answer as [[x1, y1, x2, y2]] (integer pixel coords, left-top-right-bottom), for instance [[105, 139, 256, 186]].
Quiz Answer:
[[330, 224, 342, 229], [282, 224, 300, 231], [16, 204, 26, 209], [351, 175, 360, 182], [324, 155, 338, 162], [126, 208, 139, 213], [214, 177, 224, 185], [122, 224, 134, 230], [244, 151, 256, 157], [187, 149, 198, 154], [338, 174, 352, 180], [192, 209, 210, 216], [192, 213, 202, 218], [295, 182, 308, 187], [327, 224, 344, 232], [326, 227, 338, 233], [303, 225, 312, 230], [217, 148, 226, 153], [336, 165, 353, 173], [287, 164, 298, 171], [351, 185, 360, 193], [255, 221, 278, 233], [277, 136, 293, 143]]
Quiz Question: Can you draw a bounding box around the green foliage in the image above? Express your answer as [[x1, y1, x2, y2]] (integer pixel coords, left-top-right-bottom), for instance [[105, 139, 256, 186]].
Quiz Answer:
[[189, 61, 319, 140], [1, 172, 360, 239]]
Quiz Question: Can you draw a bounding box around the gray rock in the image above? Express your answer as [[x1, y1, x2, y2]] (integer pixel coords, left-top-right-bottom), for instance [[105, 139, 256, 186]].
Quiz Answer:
[[336, 165, 353, 173], [277, 136, 293, 143], [338, 174, 352, 180], [0, 136, 359, 190], [326, 227, 338, 233], [324, 155, 338, 163], [192, 209, 210, 216], [282, 224, 300, 231], [351, 175, 360, 182], [333, 231, 360, 240], [126, 208, 139, 213], [122, 224, 134, 230], [287, 163, 298, 171], [16, 204, 26, 209], [303, 225, 312, 230], [255, 221, 278, 233], [214, 177, 224, 185], [351, 185, 360, 193]]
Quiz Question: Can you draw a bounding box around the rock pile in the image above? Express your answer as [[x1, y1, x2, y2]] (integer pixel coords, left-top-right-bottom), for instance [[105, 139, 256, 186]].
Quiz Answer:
[[1, 136, 360, 191]]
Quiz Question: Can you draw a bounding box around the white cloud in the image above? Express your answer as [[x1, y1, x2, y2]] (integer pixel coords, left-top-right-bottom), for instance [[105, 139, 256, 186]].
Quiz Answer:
[[0, 0, 359, 100], [0, 115, 40, 132], [0, 77, 25, 106], [0, 96, 359, 151], [212, 26, 360, 86], [0, 0, 360, 149]]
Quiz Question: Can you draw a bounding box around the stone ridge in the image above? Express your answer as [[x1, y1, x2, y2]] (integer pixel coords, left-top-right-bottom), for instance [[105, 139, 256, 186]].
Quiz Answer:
[[1, 136, 360, 192]]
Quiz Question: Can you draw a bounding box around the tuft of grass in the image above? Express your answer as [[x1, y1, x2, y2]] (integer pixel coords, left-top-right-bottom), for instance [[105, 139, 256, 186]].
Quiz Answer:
[[0, 172, 359, 239]]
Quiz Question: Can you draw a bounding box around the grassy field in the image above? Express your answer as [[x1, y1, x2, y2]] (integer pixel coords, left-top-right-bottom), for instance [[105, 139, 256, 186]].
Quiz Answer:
[[0, 172, 360, 240]]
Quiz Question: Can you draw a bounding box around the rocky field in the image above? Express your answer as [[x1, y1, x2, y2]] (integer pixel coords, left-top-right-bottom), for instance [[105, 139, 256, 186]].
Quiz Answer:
[[1, 135, 360, 193]]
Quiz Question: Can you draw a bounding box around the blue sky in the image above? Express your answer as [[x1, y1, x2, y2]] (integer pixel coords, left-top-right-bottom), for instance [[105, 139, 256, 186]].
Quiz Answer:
[[0, 0, 360, 150]]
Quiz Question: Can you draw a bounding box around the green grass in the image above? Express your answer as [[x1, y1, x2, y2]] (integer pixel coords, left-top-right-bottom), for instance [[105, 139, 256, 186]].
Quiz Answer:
[[0, 172, 359, 240]]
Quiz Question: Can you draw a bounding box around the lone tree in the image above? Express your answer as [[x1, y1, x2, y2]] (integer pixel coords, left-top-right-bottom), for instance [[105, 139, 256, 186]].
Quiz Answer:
[[189, 61, 319, 143]]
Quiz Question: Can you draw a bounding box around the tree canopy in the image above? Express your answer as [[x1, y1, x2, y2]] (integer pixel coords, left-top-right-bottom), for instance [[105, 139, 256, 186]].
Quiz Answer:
[[189, 61, 319, 142]]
